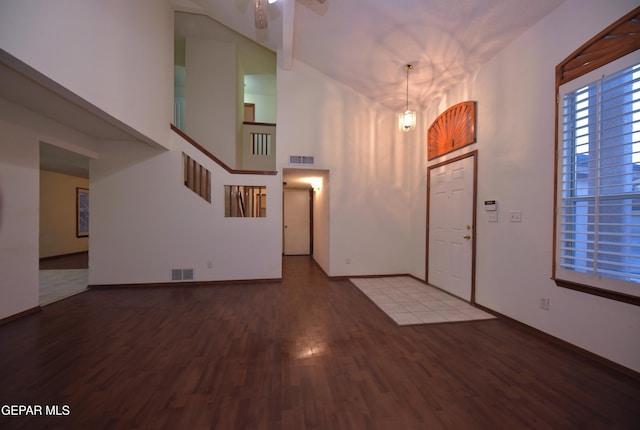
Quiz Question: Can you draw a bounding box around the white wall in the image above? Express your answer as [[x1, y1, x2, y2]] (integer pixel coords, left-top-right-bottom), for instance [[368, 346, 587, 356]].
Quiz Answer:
[[185, 37, 238, 166], [312, 171, 331, 274], [407, 116, 431, 281], [0, 98, 99, 320], [277, 60, 413, 276], [0, 0, 174, 147], [412, 0, 640, 372], [89, 131, 282, 285], [0, 121, 40, 319]]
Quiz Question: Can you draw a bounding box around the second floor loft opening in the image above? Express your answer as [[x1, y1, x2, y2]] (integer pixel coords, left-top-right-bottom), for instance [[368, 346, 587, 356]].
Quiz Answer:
[[174, 11, 276, 171]]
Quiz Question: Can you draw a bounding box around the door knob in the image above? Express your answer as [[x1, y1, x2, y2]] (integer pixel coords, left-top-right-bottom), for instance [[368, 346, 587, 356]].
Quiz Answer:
[[463, 234, 471, 240]]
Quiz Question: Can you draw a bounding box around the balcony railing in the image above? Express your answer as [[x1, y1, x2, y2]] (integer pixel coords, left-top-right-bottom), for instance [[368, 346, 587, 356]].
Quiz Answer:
[[241, 122, 276, 171]]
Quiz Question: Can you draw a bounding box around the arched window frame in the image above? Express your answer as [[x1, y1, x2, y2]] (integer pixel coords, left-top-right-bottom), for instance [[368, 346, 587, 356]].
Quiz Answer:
[[553, 6, 640, 306]]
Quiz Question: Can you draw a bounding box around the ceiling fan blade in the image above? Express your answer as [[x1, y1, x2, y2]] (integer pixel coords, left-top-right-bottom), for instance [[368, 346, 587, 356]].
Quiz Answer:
[[255, 0, 268, 29]]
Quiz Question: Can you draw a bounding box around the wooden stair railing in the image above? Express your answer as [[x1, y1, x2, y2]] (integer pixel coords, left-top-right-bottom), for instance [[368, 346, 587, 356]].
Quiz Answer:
[[171, 124, 277, 175], [183, 153, 211, 203]]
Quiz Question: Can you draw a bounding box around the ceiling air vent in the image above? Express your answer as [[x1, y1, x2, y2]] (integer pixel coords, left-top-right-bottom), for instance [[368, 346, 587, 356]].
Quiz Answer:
[[289, 155, 315, 165]]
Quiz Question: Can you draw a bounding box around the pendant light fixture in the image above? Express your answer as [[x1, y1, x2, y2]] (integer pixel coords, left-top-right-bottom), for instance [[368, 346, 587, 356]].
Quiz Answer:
[[399, 64, 416, 132]]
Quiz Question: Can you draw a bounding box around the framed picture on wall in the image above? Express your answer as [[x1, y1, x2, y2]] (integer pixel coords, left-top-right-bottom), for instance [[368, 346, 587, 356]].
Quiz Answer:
[[76, 187, 89, 238]]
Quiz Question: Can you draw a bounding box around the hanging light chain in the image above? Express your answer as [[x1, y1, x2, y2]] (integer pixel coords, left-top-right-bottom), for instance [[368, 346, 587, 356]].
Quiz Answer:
[[405, 64, 413, 111]]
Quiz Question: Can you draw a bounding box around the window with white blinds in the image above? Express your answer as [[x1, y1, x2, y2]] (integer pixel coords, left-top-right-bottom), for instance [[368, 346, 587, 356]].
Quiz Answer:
[[557, 54, 640, 296]]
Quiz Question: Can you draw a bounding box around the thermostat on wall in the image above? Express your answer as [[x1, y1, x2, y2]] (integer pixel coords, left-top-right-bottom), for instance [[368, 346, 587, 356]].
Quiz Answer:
[[484, 200, 497, 211]]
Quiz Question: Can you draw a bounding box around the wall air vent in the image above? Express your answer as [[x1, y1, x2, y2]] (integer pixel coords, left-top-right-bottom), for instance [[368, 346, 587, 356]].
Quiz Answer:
[[288, 155, 315, 165], [182, 268, 194, 281], [171, 268, 195, 281], [171, 269, 183, 281]]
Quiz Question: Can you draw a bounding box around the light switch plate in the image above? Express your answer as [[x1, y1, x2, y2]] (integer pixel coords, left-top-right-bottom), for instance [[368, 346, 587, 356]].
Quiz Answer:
[[509, 210, 522, 222]]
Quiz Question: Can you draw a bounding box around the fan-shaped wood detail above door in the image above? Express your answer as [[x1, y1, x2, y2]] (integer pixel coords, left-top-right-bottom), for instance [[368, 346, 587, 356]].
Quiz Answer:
[[427, 101, 476, 160]]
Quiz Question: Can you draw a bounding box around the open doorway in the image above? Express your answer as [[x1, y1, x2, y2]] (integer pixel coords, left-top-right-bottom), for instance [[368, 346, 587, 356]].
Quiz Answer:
[[39, 142, 90, 305]]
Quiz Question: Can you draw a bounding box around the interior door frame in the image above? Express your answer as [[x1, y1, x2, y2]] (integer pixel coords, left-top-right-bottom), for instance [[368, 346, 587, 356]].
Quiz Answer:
[[426, 150, 478, 304]]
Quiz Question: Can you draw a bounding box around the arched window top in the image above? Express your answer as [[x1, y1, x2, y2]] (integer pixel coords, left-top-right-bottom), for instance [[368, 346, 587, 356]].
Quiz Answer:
[[556, 7, 640, 87]]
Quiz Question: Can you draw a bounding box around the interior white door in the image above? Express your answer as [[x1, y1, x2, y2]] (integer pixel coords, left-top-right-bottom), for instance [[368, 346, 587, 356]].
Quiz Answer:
[[428, 156, 474, 301], [283, 189, 311, 255]]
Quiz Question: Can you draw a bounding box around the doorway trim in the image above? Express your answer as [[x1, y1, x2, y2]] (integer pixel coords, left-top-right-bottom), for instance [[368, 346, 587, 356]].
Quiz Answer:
[[426, 150, 478, 304]]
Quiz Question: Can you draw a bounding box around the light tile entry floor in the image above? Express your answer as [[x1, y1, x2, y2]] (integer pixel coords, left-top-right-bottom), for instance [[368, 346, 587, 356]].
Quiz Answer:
[[39, 269, 88, 306], [350, 276, 495, 326]]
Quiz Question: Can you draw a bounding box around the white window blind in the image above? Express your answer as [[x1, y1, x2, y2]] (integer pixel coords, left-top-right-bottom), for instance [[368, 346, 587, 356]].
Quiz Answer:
[[559, 58, 640, 290]]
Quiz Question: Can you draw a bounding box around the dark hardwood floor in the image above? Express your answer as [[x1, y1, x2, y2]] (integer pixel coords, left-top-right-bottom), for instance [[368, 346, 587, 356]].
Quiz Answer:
[[39, 252, 89, 270], [1, 256, 638, 429]]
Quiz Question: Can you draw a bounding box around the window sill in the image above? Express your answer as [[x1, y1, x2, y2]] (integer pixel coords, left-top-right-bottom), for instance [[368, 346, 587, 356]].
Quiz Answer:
[[554, 278, 640, 307]]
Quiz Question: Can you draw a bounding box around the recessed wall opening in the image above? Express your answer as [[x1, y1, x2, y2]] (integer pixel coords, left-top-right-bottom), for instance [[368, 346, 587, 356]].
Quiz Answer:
[[39, 142, 90, 305], [224, 185, 267, 217]]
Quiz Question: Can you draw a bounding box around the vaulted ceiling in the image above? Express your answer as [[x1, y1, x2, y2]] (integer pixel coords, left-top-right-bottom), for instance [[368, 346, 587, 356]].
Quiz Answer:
[[172, 0, 567, 112], [2, 0, 568, 181]]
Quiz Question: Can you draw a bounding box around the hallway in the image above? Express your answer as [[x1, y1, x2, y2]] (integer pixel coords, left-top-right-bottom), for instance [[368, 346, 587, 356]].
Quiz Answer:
[[0, 256, 638, 429]]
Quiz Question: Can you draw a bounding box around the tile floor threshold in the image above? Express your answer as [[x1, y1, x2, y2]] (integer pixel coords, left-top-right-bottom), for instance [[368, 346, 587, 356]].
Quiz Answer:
[[40, 269, 89, 306], [350, 276, 495, 326]]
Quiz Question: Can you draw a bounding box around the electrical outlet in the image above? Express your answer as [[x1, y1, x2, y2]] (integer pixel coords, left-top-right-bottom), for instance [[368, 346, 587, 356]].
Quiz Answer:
[[509, 210, 522, 222], [207, 261, 213, 269], [345, 257, 351, 265], [540, 297, 550, 310]]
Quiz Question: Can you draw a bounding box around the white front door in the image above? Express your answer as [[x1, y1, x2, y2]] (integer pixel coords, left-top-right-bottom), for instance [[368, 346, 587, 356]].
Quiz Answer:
[[428, 155, 475, 302], [283, 189, 311, 255]]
